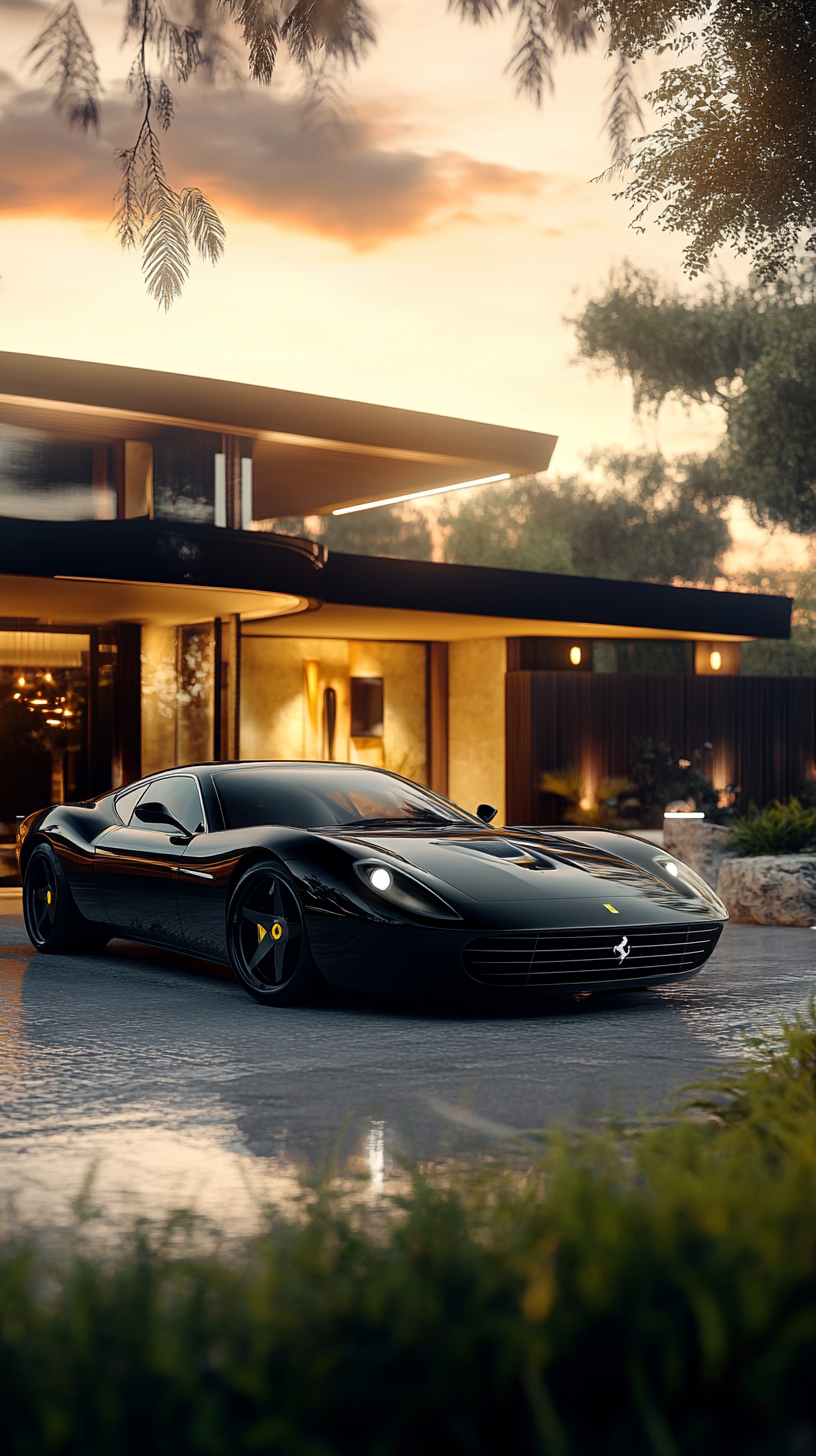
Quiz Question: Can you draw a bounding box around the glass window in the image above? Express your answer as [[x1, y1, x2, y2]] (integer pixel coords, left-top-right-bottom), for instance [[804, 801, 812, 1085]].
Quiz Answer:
[[214, 766, 477, 831], [144, 776, 205, 834], [115, 784, 147, 825]]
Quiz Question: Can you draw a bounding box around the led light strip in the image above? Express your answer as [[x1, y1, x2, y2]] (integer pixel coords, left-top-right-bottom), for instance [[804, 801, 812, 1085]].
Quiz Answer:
[[331, 472, 511, 516]]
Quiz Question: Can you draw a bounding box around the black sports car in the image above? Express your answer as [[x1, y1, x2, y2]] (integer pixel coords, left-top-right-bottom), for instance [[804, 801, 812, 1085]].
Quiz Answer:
[[17, 761, 727, 1005]]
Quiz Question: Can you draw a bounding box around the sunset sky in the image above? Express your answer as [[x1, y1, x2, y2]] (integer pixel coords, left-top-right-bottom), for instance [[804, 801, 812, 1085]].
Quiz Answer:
[[0, 0, 807, 571]]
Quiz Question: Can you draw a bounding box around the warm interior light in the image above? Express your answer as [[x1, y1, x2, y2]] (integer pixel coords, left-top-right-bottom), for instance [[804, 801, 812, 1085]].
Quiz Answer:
[[44, 672, 53, 682], [17, 677, 25, 687], [579, 796, 592, 811], [332, 473, 511, 516], [369, 867, 392, 892], [569, 646, 582, 666], [709, 650, 722, 671]]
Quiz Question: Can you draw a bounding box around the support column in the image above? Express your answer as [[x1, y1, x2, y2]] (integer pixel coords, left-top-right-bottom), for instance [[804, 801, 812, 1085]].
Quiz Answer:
[[427, 642, 448, 797], [113, 623, 142, 786], [226, 614, 241, 760]]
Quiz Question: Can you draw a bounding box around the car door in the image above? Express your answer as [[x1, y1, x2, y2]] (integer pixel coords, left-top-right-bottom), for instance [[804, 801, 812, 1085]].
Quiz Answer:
[[94, 774, 206, 943]]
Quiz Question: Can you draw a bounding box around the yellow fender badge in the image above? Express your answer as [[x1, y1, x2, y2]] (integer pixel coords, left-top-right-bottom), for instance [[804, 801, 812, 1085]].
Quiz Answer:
[[603, 904, 619, 914]]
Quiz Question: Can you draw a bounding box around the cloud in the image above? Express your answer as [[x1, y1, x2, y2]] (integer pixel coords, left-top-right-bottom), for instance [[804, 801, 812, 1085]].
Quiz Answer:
[[0, 84, 545, 247]]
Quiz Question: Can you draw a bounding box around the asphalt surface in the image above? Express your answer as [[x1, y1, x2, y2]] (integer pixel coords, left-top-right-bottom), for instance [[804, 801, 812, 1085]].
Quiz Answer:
[[1, 898, 814, 1229]]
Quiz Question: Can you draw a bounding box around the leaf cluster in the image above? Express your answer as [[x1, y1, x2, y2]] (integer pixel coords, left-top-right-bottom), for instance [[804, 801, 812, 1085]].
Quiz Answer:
[[540, 769, 640, 827], [572, 261, 816, 532], [618, 0, 816, 279], [728, 798, 816, 858], [273, 504, 434, 560], [441, 450, 731, 584], [3, 1004, 816, 1453]]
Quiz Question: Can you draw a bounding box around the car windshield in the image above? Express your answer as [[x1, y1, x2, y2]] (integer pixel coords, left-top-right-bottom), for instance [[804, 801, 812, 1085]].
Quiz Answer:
[[213, 766, 478, 831]]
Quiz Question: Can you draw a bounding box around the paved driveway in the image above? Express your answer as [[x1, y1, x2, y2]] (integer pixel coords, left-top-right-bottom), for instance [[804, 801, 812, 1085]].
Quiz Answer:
[[0, 902, 813, 1228]]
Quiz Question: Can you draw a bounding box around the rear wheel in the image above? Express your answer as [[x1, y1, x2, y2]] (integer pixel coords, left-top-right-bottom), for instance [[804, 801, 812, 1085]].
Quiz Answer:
[[227, 861, 322, 1006], [23, 844, 109, 955]]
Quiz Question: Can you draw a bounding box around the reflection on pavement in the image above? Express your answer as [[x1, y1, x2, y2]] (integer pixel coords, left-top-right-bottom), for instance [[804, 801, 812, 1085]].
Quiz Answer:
[[0, 914, 814, 1231]]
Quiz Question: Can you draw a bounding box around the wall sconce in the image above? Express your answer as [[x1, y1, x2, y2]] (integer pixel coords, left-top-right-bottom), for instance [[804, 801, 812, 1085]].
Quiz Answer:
[[709, 650, 722, 671], [569, 646, 582, 666]]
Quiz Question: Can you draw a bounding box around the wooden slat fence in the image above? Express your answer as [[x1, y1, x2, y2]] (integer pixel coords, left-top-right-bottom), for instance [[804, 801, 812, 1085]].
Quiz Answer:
[[506, 672, 816, 824]]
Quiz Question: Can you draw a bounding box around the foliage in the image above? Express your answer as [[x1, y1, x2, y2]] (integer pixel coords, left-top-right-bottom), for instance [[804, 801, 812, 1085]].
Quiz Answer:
[[612, 0, 816, 280], [540, 768, 640, 827], [24, 0, 816, 300], [728, 798, 816, 858], [628, 735, 735, 826], [572, 261, 816, 532], [727, 308, 816, 533], [3, 1006, 816, 1453], [442, 451, 730, 584], [738, 560, 816, 676], [275, 504, 433, 560]]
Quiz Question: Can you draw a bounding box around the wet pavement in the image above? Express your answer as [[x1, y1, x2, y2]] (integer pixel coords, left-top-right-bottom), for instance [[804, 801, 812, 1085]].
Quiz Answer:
[[0, 894, 814, 1228]]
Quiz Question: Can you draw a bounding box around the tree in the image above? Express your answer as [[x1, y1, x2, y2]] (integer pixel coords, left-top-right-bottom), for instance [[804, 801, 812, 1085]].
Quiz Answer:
[[572, 261, 816, 532], [441, 450, 731, 583], [274, 504, 433, 559], [23, 0, 816, 304], [608, 0, 816, 280], [739, 559, 816, 676]]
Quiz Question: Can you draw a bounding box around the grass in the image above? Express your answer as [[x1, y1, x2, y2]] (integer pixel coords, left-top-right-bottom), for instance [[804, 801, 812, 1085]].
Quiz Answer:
[[728, 797, 816, 856], [2, 1006, 816, 1454]]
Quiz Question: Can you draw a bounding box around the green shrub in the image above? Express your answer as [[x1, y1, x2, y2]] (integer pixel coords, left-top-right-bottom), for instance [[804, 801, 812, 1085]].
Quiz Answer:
[[728, 796, 816, 855], [2, 1007, 816, 1455]]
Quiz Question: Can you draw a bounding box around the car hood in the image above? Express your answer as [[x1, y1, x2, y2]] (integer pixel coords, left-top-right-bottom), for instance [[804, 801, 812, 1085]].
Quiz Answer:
[[330, 827, 684, 905]]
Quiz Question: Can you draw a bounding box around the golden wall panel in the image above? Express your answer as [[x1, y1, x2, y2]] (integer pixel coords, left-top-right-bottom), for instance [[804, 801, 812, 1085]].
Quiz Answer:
[[448, 638, 506, 821], [239, 636, 427, 782]]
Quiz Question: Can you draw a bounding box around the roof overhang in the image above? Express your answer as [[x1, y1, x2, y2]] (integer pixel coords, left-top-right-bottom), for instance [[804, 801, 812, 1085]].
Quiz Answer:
[[0, 519, 792, 642], [0, 352, 557, 517]]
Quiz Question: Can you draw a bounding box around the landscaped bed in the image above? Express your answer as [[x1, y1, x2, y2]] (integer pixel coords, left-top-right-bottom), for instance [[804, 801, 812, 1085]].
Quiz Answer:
[[664, 799, 816, 925], [2, 1006, 816, 1454]]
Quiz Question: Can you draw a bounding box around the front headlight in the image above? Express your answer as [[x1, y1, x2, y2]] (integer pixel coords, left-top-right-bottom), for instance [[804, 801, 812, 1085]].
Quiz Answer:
[[653, 853, 727, 915], [353, 860, 461, 921]]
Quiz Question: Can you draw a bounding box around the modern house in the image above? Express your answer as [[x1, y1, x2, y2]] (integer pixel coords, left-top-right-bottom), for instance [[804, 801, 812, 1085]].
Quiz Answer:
[[0, 351, 805, 856]]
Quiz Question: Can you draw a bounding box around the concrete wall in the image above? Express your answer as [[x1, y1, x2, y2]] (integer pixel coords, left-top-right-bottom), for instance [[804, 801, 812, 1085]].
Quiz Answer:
[[448, 638, 506, 821]]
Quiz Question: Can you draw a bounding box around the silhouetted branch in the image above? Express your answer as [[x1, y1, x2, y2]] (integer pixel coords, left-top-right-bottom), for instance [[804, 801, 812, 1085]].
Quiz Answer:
[[27, 0, 102, 131]]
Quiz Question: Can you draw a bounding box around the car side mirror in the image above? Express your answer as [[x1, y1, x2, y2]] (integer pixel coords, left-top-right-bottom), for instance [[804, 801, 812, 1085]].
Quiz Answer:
[[476, 803, 498, 824], [134, 801, 190, 836]]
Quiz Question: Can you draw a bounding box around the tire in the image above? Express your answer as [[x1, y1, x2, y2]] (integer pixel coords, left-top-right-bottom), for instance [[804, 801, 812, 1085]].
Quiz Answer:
[[23, 843, 110, 955], [227, 860, 322, 1006]]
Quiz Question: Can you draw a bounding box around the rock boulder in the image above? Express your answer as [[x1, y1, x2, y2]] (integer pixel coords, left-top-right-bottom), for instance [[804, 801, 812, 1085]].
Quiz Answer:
[[717, 855, 816, 926], [662, 819, 736, 890]]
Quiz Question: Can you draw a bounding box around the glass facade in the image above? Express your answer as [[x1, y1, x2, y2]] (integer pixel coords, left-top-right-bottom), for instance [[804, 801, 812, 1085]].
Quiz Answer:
[[0, 411, 252, 527]]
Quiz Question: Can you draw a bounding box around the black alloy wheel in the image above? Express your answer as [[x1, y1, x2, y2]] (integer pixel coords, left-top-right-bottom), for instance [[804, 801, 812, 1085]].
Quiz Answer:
[[23, 843, 109, 955], [227, 862, 321, 1006]]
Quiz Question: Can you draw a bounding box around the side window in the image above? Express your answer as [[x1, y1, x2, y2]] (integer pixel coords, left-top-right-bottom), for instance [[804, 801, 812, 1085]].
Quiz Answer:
[[116, 784, 148, 825], [151, 776, 206, 835]]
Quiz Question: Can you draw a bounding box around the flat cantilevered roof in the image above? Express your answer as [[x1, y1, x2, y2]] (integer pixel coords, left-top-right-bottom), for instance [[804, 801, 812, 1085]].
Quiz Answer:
[[0, 519, 792, 642], [0, 352, 557, 518]]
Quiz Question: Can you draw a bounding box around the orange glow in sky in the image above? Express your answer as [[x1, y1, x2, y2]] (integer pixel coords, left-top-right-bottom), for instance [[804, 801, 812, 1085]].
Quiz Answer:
[[0, 0, 808, 571]]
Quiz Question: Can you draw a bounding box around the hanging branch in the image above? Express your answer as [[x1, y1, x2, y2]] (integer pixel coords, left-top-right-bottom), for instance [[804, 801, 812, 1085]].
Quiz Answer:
[[110, 0, 224, 308], [25, 0, 668, 304], [27, 1, 102, 130], [592, 47, 645, 182]]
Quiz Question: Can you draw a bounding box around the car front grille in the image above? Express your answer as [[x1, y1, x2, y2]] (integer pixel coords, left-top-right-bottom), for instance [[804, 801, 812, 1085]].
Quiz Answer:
[[463, 922, 723, 987]]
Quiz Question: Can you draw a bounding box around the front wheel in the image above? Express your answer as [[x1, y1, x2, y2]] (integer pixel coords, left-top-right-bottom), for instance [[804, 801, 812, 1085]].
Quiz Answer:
[[23, 843, 109, 955], [227, 861, 322, 1006]]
